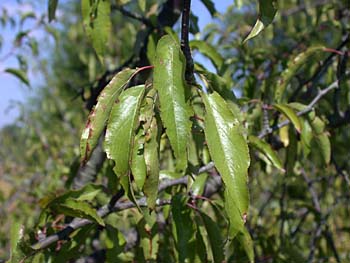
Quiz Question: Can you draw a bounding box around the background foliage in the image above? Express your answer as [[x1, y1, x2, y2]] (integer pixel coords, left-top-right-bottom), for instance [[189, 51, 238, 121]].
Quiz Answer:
[[0, 0, 349, 262]]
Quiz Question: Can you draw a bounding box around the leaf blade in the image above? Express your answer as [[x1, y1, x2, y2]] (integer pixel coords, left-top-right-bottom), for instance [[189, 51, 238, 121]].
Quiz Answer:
[[274, 103, 302, 133]]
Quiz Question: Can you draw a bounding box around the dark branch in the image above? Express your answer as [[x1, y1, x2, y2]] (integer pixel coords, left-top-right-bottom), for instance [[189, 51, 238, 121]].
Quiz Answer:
[[180, 0, 195, 83]]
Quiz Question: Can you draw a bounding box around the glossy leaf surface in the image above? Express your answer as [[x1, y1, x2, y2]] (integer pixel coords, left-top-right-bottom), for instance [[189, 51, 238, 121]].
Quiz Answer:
[[274, 103, 302, 133], [80, 68, 136, 164], [105, 85, 145, 177], [153, 35, 192, 172], [202, 91, 250, 237]]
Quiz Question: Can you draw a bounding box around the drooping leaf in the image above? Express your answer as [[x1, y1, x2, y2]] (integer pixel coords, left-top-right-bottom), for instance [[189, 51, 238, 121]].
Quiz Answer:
[[143, 116, 160, 209], [248, 135, 285, 172], [202, 91, 250, 237], [236, 228, 254, 263], [199, 0, 217, 16], [243, 0, 277, 43], [9, 222, 24, 263], [80, 68, 136, 164], [200, 212, 224, 263], [5, 68, 30, 87], [131, 129, 147, 190], [53, 198, 105, 226], [48, 0, 59, 22], [172, 195, 196, 262], [153, 35, 192, 172], [274, 46, 325, 102], [105, 85, 145, 177], [313, 133, 331, 165], [190, 40, 224, 70], [274, 104, 302, 133], [81, 0, 111, 60]]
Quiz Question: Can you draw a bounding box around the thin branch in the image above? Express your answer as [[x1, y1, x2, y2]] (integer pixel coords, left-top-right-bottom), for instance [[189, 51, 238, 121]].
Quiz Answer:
[[111, 5, 153, 28], [180, 0, 195, 83], [258, 80, 339, 139]]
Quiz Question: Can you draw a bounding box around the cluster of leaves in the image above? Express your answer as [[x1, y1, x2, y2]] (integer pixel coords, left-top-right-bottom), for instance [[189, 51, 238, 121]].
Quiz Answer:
[[1, 0, 350, 262]]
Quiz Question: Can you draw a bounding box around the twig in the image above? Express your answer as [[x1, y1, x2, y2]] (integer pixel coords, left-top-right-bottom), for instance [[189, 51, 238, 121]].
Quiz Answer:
[[180, 0, 195, 83], [258, 80, 339, 139], [111, 5, 153, 28]]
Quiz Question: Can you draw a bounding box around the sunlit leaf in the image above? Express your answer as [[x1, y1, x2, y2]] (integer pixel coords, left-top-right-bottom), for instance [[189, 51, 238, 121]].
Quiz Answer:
[[105, 85, 145, 177], [153, 35, 192, 172], [274, 104, 302, 133], [243, 0, 277, 43], [202, 91, 250, 237], [80, 68, 136, 164], [248, 135, 285, 172]]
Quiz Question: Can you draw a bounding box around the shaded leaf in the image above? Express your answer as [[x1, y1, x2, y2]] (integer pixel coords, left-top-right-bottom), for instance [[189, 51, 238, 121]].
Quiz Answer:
[[5, 68, 30, 87], [80, 68, 136, 164], [313, 133, 331, 165], [105, 85, 145, 177], [274, 46, 325, 102], [236, 228, 254, 263], [248, 135, 284, 172], [81, 0, 111, 60], [172, 195, 196, 262], [153, 35, 192, 172], [200, 0, 217, 16], [131, 129, 147, 190], [48, 0, 59, 22], [274, 103, 302, 133], [202, 91, 250, 237], [54, 198, 105, 226], [243, 0, 277, 43]]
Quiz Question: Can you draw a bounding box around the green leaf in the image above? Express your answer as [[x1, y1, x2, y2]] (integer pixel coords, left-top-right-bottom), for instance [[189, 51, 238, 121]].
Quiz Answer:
[[202, 91, 250, 237], [80, 68, 136, 164], [54, 198, 105, 226], [236, 228, 254, 263], [105, 85, 145, 177], [131, 129, 147, 190], [191, 173, 208, 196], [200, 212, 224, 263], [199, 0, 217, 16], [143, 116, 160, 209], [48, 0, 59, 22], [190, 40, 224, 70], [81, 0, 111, 60], [153, 35, 192, 172], [243, 0, 277, 43], [248, 135, 285, 172], [274, 46, 325, 102], [9, 222, 24, 263], [313, 133, 331, 165], [172, 195, 196, 263], [274, 104, 302, 133], [5, 68, 30, 87]]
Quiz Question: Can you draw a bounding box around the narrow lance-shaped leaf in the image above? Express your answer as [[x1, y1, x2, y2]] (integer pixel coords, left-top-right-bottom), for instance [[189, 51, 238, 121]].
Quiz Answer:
[[48, 0, 59, 22], [236, 228, 254, 263], [190, 40, 224, 70], [274, 46, 325, 102], [81, 0, 111, 60], [248, 135, 285, 172], [313, 133, 331, 165], [104, 85, 145, 177], [80, 68, 136, 164], [199, 0, 217, 16], [153, 35, 192, 172], [243, 0, 277, 43], [53, 199, 105, 226], [131, 129, 147, 190], [274, 103, 302, 133], [202, 91, 250, 237], [5, 68, 30, 87], [172, 194, 196, 263]]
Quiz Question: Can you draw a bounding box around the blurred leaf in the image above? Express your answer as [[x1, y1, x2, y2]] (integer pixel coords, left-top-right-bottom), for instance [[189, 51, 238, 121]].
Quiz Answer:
[[172, 195, 196, 262], [190, 40, 224, 70], [81, 0, 111, 60], [248, 135, 285, 172], [8, 222, 24, 263], [274, 104, 302, 133], [48, 0, 59, 22], [202, 91, 250, 238], [80, 68, 136, 164], [154, 35, 192, 172], [131, 129, 147, 190], [313, 133, 331, 165], [105, 85, 145, 177], [200, 0, 217, 16], [4, 68, 30, 87], [243, 0, 277, 43]]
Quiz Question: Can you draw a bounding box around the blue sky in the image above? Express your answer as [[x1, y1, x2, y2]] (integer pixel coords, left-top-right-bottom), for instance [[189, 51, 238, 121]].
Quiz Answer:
[[0, 0, 231, 128]]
